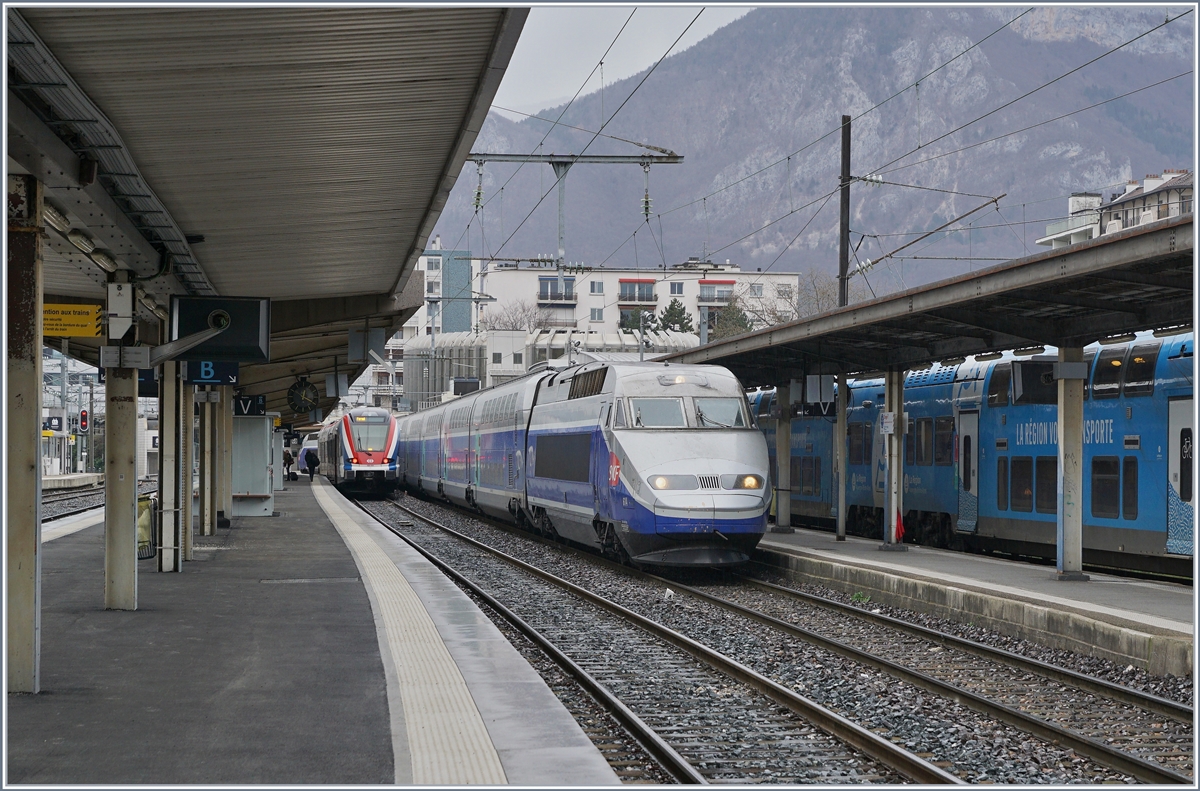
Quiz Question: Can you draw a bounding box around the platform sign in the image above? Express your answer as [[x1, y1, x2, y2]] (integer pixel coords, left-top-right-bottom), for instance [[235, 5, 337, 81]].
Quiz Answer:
[[43, 303, 102, 337], [98, 367, 159, 397], [42, 416, 63, 432], [234, 394, 267, 416], [182, 360, 239, 385]]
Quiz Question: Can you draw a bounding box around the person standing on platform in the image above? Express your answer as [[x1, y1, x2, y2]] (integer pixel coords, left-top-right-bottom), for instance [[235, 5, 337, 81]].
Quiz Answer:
[[283, 449, 293, 479], [305, 448, 320, 482]]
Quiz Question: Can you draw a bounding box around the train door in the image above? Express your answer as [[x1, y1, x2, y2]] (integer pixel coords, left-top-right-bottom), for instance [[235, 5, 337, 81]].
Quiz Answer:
[[1167, 398, 1194, 555], [957, 411, 978, 532]]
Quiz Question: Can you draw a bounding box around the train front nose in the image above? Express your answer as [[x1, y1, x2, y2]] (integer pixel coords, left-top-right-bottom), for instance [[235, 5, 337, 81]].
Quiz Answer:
[[652, 491, 767, 537]]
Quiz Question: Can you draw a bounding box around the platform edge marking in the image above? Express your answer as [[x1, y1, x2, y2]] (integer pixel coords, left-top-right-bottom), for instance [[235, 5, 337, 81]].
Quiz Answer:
[[312, 482, 507, 785]]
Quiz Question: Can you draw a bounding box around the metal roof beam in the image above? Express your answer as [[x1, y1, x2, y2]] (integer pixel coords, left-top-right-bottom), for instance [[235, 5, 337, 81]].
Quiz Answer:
[[924, 307, 1062, 346], [271, 292, 420, 335]]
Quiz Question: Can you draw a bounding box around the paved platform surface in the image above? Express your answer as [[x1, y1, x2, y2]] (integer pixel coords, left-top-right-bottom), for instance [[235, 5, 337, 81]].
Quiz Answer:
[[9, 477, 616, 785], [41, 472, 104, 490], [756, 529, 1193, 676]]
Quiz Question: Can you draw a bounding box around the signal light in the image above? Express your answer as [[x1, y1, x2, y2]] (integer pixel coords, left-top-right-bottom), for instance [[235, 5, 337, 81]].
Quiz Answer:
[[79, 409, 89, 433]]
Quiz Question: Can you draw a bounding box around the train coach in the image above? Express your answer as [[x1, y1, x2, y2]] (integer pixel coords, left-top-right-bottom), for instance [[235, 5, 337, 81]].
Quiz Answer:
[[318, 406, 401, 497], [751, 331, 1194, 577], [397, 360, 771, 567]]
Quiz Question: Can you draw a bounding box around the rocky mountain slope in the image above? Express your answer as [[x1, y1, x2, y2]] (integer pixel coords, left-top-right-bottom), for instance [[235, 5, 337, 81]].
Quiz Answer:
[[432, 6, 1193, 295]]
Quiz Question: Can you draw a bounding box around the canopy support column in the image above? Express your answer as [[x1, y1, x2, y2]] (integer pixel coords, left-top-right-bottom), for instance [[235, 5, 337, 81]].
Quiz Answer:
[[835, 372, 848, 541], [881, 366, 907, 550], [7, 173, 44, 691], [1056, 347, 1089, 581], [772, 387, 793, 533], [104, 365, 138, 609]]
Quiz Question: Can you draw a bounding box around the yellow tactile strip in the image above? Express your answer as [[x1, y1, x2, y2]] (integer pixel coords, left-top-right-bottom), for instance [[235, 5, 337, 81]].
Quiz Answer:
[[312, 482, 507, 785]]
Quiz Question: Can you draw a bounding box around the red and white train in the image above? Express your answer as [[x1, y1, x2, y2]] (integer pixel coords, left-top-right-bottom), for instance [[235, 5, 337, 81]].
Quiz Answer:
[[318, 406, 401, 497]]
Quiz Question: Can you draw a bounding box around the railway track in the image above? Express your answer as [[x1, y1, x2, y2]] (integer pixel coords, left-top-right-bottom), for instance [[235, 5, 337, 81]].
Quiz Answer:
[[357, 499, 950, 784], [373, 494, 1192, 783], [41, 483, 157, 522]]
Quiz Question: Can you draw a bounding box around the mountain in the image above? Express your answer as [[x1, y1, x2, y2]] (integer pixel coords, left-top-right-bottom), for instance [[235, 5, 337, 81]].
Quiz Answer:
[[431, 6, 1194, 296]]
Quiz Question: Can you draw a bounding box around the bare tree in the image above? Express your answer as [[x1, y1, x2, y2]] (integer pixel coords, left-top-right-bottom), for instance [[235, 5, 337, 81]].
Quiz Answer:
[[794, 266, 868, 317], [478, 299, 554, 332]]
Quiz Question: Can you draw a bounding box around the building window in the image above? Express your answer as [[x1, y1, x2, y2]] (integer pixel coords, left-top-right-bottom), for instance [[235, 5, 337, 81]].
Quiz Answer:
[[376, 372, 390, 386], [539, 277, 575, 300], [670, 282, 683, 295], [492, 353, 502, 364], [427, 280, 440, 294], [426, 256, 441, 272], [590, 308, 604, 322], [590, 281, 603, 294], [776, 284, 793, 300], [512, 352, 523, 365], [749, 283, 763, 297]]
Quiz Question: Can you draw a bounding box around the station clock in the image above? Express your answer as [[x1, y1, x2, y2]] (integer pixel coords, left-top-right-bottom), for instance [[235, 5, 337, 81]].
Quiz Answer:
[[287, 378, 319, 413]]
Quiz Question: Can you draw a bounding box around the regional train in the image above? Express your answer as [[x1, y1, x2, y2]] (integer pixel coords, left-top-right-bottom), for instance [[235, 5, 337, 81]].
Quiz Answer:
[[750, 331, 1194, 577], [395, 360, 771, 566], [318, 406, 401, 497]]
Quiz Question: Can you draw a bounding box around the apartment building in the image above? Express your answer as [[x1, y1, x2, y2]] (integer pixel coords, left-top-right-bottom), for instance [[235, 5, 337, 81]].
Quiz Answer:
[[1037, 169, 1193, 249]]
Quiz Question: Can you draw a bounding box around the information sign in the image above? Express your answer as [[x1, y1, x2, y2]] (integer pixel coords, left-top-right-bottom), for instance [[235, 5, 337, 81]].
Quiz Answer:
[[234, 394, 267, 416], [182, 360, 239, 385], [43, 303, 102, 337], [880, 411, 896, 435]]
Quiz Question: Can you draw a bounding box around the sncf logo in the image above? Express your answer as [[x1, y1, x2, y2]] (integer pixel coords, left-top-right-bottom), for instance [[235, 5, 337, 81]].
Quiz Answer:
[[609, 452, 621, 486]]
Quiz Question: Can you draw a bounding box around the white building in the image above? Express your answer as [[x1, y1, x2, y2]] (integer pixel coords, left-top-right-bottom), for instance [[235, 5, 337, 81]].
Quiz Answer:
[[1037, 169, 1193, 249], [351, 254, 799, 412], [477, 257, 800, 336]]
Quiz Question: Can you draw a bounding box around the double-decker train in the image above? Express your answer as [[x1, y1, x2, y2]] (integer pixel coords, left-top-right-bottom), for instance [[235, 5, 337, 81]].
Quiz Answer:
[[318, 406, 401, 496], [750, 331, 1194, 577], [395, 360, 771, 567]]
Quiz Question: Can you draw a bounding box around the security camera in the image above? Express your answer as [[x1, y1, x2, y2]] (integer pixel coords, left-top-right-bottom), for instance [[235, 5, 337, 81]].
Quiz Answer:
[[207, 309, 231, 330]]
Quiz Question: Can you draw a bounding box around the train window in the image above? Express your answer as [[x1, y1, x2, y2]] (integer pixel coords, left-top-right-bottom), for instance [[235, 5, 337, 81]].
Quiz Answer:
[[800, 457, 820, 496], [986, 363, 1010, 407], [612, 399, 627, 429], [1122, 457, 1139, 520], [905, 418, 915, 466], [1035, 456, 1057, 514], [916, 418, 934, 466], [757, 393, 774, 417], [996, 458, 1009, 510], [695, 398, 747, 428], [1091, 456, 1120, 518], [1083, 352, 1096, 399], [1182, 428, 1193, 502], [1012, 362, 1057, 405], [1121, 342, 1161, 398], [848, 423, 864, 465], [1010, 457, 1033, 512], [963, 437, 972, 492], [934, 417, 954, 465], [630, 398, 686, 427], [1091, 347, 1126, 399]]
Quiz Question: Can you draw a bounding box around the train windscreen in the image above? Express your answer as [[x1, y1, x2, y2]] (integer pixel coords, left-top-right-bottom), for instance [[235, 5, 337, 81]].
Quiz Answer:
[[350, 415, 390, 452], [630, 398, 686, 427], [695, 398, 747, 428]]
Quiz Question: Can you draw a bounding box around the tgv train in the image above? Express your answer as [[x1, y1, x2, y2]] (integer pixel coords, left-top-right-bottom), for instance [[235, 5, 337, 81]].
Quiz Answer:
[[396, 361, 771, 566], [751, 331, 1194, 577], [318, 406, 401, 496]]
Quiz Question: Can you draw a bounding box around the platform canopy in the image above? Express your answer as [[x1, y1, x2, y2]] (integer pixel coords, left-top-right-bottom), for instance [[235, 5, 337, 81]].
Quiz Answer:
[[7, 6, 527, 416], [666, 216, 1193, 385]]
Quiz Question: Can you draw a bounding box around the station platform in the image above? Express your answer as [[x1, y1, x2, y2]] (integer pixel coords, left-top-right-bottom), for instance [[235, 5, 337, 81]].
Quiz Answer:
[[8, 478, 617, 785], [41, 472, 103, 490], [755, 529, 1194, 677]]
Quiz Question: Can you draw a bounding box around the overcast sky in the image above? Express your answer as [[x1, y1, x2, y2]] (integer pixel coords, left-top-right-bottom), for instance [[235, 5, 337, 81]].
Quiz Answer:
[[492, 6, 754, 118]]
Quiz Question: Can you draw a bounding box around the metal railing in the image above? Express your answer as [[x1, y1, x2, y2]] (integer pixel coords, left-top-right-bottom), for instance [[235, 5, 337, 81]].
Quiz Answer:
[[618, 292, 658, 303], [1044, 213, 1098, 236], [698, 293, 734, 304], [537, 291, 577, 303]]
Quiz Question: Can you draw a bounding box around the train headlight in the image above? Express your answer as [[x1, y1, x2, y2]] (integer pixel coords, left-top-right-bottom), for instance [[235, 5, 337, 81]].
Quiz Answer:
[[649, 474, 699, 490], [721, 474, 765, 490]]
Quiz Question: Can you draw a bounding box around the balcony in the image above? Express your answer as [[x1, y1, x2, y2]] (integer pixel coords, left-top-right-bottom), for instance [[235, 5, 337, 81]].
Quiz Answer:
[[617, 292, 658, 304], [1043, 212, 1098, 236], [537, 318, 578, 328], [697, 292, 734, 305], [537, 291, 577, 304]]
